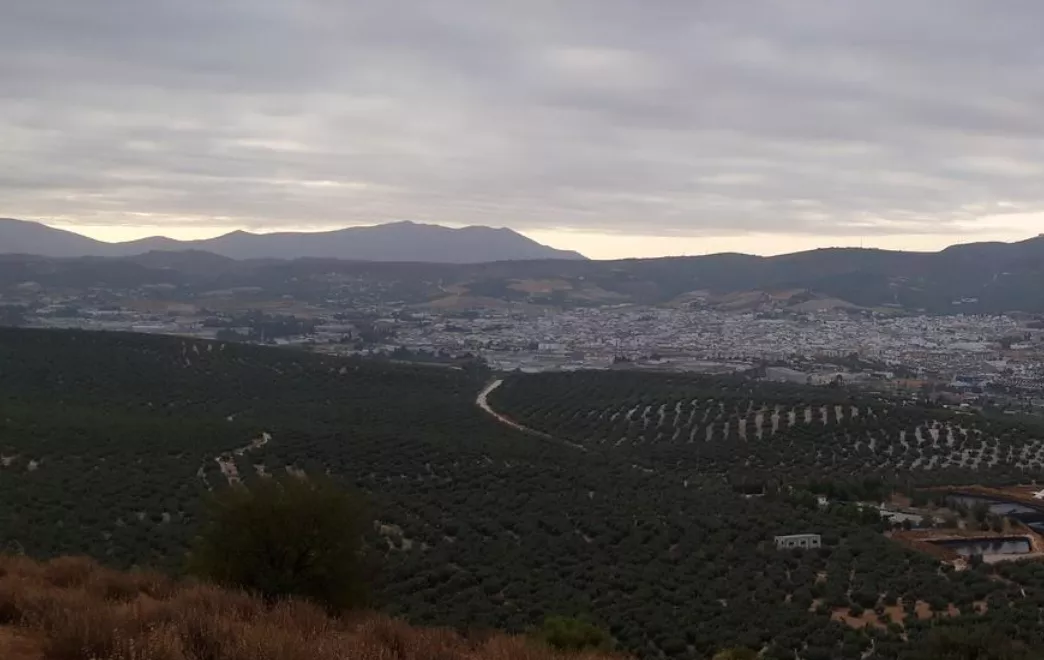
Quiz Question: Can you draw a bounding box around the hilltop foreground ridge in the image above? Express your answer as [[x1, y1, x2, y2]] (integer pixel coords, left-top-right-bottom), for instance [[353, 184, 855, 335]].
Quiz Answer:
[[0, 555, 612, 660]]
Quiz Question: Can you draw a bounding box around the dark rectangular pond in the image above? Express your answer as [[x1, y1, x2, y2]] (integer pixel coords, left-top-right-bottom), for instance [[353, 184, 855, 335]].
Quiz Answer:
[[928, 536, 1032, 557], [946, 494, 1040, 516]]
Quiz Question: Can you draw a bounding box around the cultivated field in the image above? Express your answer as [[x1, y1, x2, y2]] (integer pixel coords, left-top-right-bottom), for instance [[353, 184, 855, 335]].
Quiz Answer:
[[488, 371, 1044, 484]]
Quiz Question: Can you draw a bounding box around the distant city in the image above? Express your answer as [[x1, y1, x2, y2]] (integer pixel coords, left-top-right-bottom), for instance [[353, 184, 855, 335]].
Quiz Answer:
[[10, 291, 1043, 415], [3, 219, 1044, 417]]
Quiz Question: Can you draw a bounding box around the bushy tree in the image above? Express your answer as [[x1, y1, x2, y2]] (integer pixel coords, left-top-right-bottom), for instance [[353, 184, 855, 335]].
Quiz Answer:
[[188, 475, 370, 611]]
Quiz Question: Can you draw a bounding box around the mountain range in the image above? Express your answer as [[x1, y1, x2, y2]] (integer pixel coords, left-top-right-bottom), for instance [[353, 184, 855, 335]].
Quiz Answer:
[[0, 218, 586, 262], [1, 217, 1043, 313]]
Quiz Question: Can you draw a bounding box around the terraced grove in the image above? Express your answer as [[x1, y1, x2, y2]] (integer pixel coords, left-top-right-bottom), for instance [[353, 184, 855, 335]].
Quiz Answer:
[[10, 329, 1044, 659], [488, 371, 1044, 486]]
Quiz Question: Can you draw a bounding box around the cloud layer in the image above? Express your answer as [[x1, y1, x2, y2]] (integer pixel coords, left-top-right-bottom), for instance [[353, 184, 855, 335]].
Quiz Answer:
[[4, 0, 1044, 240]]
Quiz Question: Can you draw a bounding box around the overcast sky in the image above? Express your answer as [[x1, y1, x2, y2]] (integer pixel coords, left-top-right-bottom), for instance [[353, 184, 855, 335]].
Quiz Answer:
[[3, 1, 1044, 258]]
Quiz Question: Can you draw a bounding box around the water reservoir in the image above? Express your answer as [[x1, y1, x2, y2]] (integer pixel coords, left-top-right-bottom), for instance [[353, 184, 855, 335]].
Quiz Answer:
[[946, 494, 1038, 516], [928, 536, 1031, 557]]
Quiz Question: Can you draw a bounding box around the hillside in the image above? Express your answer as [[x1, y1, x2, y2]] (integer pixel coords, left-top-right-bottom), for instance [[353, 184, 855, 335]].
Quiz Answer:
[[1, 231, 1043, 312], [0, 555, 611, 660], [6, 329, 1044, 657], [0, 218, 586, 262]]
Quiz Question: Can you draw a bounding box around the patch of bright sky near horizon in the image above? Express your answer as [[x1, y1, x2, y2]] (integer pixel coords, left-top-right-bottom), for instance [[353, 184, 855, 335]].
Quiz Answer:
[[6, 1, 1044, 258], [49, 215, 1043, 260]]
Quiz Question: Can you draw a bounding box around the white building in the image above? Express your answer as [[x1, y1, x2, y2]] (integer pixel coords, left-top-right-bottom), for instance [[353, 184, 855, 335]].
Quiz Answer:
[[774, 534, 822, 550]]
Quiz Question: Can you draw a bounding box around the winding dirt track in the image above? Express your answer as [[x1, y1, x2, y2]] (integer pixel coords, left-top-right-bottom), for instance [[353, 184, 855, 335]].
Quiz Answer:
[[476, 380, 550, 437], [476, 380, 589, 452]]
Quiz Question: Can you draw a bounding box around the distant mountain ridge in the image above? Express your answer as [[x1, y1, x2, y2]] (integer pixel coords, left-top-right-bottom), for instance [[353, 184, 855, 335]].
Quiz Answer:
[[1, 217, 1043, 313], [0, 218, 586, 262]]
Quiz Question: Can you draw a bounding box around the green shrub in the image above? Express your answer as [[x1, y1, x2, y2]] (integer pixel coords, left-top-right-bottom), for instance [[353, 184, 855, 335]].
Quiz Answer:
[[187, 475, 370, 611]]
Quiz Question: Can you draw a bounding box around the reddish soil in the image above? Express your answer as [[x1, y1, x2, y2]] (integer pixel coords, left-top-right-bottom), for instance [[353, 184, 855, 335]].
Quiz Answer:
[[914, 601, 934, 620], [889, 492, 913, 508], [830, 599, 968, 631], [881, 604, 906, 625], [0, 628, 42, 660], [831, 608, 885, 630]]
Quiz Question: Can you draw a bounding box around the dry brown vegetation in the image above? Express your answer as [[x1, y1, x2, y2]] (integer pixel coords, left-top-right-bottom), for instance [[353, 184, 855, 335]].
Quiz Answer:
[[0, 555, 616, 660]]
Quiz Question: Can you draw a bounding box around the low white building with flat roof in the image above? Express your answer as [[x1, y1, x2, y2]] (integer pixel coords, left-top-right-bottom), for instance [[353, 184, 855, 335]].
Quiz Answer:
[[775, 533, 822, 550]]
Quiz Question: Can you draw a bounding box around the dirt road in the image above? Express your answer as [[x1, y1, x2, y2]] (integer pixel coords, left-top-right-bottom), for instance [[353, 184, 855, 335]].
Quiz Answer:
[[476, 380, 590, 451], [476, 380, 546, 436]]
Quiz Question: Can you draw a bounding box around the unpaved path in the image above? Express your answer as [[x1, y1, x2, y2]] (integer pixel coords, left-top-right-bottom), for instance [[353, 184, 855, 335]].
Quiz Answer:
[[476, 380, 549, 437], [203, 431, 273, 488], [476, 380, 592, 454]]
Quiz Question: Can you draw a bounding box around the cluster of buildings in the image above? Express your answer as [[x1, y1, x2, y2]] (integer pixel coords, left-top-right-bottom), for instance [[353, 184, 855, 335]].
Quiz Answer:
[[5, 293, 1044, 405], [384, 306, 1043, 387]]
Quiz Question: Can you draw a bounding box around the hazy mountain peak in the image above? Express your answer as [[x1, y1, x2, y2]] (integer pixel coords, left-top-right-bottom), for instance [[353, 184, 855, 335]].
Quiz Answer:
[[0, 217, 111, 257], [0, 219, 587, 263]]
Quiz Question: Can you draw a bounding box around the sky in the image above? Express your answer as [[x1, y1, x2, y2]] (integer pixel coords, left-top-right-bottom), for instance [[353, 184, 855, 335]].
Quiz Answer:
[[3, 1, 1044, 259]]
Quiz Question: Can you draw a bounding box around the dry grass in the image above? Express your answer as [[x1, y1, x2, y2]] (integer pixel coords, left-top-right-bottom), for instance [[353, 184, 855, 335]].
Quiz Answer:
[[0, 555, 614, 660]]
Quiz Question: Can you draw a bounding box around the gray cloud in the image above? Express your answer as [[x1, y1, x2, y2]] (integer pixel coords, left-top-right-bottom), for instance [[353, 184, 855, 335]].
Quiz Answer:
[[3, 0, 1044, 238]]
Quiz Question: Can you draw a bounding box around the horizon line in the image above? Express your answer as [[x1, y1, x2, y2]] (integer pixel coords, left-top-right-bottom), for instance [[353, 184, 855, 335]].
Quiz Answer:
[[3, 216, 1042, 261]]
